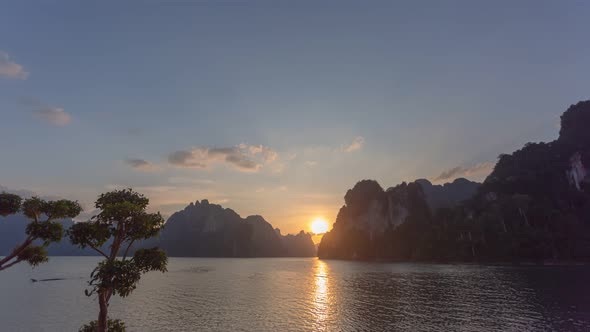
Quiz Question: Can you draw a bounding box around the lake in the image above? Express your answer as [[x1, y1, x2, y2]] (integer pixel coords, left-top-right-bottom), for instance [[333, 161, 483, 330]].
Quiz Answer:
[[1, 257, 589, 331]]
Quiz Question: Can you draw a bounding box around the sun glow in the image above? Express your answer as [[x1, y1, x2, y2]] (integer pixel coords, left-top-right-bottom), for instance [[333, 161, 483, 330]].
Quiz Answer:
[[311, 217, 329, 235]]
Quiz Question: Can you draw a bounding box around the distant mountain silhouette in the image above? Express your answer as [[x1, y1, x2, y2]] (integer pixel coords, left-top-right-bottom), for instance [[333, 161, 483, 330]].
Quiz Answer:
[[156, 200, 315, 257], [277, 229, 317, 257], [0, 200, 316, 258], [0, 214, 103, 256], [416, 178, 480, 210]]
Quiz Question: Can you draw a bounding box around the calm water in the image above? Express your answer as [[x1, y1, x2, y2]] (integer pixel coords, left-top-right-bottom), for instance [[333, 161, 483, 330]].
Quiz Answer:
[[1, 257, 590, 331]]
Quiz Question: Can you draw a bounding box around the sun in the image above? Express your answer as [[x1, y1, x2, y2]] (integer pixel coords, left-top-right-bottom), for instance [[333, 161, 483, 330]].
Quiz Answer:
[[311, 217, 329, 235]]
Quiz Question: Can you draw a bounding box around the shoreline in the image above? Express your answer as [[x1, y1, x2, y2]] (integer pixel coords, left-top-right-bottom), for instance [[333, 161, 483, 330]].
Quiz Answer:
[[30, 256, 590, 266]]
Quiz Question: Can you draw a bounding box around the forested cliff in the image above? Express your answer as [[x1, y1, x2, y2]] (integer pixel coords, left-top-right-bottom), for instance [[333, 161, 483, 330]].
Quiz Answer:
[[319, 101, 590, 262]]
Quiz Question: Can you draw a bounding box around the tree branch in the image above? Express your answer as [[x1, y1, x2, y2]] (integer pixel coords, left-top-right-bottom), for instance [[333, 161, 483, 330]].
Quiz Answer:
[[106, 287, 114, 302], [109, 222, 124, 260], [122, 239, 136, 260], [89, 245, 109, 258], [0, 258, 24, 271], [0, 236, 34, 267]]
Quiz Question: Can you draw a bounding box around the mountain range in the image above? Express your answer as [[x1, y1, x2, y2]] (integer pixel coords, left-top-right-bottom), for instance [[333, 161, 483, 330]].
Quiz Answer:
[[0, 200, 316, 258]]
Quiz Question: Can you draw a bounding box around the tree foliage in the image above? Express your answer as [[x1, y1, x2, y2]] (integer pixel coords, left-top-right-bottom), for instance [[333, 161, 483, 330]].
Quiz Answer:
[[0, 192, 21, 217], [0, 193, 81, 271], [79, 319, 126, 332], [70, 189, 167, 332]]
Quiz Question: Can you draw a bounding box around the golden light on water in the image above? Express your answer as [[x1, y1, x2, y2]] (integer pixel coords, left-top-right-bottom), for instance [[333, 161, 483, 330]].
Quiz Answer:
[[312, 259, 330, 329], [311, 217, 329, 235]]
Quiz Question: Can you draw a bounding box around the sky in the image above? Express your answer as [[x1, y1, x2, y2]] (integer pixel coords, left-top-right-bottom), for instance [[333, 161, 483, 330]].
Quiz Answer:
[[1, 1, 589, 235]]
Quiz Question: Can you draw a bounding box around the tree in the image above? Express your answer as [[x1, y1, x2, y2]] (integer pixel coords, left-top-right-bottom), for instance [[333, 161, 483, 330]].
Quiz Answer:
[[0, 192, 81, 271], [68, 189, 167, 332]]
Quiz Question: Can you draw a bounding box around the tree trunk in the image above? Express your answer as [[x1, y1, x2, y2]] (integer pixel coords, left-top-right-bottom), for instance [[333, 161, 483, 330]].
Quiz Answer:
[[98, 291, 108, 332]]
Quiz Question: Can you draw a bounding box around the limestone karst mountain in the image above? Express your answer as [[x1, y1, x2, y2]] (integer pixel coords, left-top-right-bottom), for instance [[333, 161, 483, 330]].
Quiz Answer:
[[135, 200, 316, 257], [319, 100, 590, 262], [0, 199, 316, 258]]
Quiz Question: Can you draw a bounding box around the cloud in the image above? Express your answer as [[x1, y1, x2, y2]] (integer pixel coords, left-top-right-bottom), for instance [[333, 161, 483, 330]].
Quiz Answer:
[[168, 144, 279, 173], [434, 162, 495, 182], [0, 51, 28, 79], [125, 159, 160, 172], [33, 107, 71, 126], [304, 161, 317, 167], [167, 177, 214, 185], [240, 143, 278, 162], [125, 127, 144, 136], [20, 97, 71, 126], [341, 136, 365, 152], [255, 185, 287, 193]]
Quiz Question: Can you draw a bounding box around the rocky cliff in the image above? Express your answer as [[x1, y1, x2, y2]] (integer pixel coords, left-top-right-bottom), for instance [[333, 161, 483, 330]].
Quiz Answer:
[[154, 200, 316, 257], [319, 100, 590, 262]]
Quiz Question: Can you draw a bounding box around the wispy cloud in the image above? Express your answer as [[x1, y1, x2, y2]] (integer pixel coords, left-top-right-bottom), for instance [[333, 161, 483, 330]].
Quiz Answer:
[[34, 107, 71, 126], [125, 159, 160, 172], [21, 97, 71, 126], [168, 144, 279, 173], [167, 177, 215, 186], [341, 136, 365, 152], [434, 162, 495, 182], [304, 161, 317, 167], [0, 51, 28, 79], [240, 143, 278, 163], [255, 185, 288, 193]]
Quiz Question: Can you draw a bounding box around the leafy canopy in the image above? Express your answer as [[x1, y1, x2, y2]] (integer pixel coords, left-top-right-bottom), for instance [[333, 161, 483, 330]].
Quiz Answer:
[[0, 192, 21, 216], [69, 189, 165, 250], [79, 319, 126, 332], [0, 193, 81, 269], [68, 188, 167, 321]]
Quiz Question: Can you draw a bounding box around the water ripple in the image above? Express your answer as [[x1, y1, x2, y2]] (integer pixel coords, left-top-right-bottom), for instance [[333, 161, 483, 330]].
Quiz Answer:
[[1, 258, 590, 331]]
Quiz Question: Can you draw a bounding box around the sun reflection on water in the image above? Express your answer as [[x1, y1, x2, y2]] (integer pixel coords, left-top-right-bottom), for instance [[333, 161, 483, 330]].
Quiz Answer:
[[312, 259, 330, 330]]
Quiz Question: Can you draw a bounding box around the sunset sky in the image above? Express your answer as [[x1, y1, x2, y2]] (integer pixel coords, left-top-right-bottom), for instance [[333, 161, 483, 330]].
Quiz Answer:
[[1, 1, 589, 234]]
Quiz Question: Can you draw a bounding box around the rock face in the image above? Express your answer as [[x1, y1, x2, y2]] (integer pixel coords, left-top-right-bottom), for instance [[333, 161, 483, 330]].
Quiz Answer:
[[416, 178, 480, 210], [320, 100, 590, 262], [318, 178, 477, 257], [318, 180, 434, 260], [155, 200, 316, 257]]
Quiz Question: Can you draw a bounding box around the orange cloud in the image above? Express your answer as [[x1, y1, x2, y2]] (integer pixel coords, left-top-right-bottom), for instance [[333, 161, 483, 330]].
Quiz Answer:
[[341, 136, 365, 152], [0, 51, 28, 79], [168, 144, 279, 173]]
